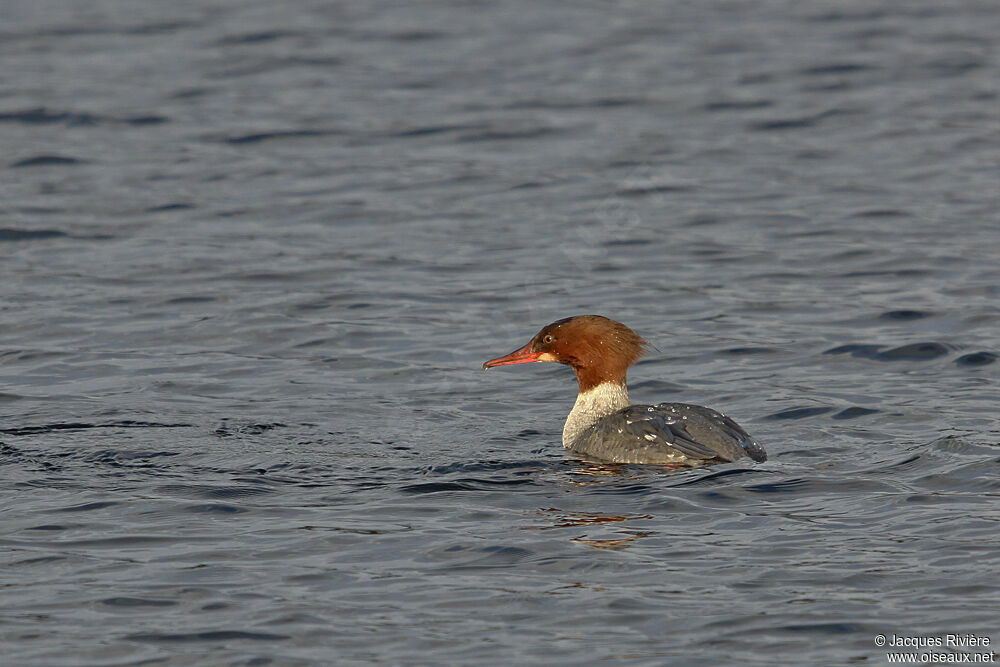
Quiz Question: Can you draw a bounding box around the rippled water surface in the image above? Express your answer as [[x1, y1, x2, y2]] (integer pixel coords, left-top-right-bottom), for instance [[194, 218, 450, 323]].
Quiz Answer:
[[2, 1, 999, 664]]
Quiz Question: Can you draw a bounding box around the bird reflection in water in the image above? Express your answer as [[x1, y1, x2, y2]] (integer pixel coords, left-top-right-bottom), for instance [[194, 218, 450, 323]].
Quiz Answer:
[[562, 458, 689, 485], [532, 508, 654, 550]]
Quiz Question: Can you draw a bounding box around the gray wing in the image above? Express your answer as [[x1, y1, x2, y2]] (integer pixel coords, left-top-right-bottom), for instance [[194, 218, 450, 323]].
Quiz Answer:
[[655, 403, 767, 463], [569, 403, 766, 465]]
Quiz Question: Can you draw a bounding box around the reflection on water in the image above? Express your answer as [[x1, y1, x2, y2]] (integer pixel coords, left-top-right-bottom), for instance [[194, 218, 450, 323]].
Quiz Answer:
[[571, 532, 655, 551], [530, 509, 656, 550], [563, 459, 690, 484]]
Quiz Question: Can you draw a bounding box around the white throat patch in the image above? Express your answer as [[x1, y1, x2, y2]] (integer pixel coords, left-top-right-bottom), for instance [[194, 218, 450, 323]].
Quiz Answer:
[[562, 382, 630, 448]]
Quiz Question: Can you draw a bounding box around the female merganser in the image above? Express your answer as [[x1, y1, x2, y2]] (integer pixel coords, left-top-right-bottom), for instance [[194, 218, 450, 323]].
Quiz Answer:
[[483, 315, 767, 466]]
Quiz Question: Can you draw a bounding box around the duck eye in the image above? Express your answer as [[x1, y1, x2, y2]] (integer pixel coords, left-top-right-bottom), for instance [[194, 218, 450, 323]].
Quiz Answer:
[[543, 335, 554, 344]]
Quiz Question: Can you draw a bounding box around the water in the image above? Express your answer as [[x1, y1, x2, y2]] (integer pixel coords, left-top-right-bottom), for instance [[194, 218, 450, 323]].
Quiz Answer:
[[2, 0, 999, 664]]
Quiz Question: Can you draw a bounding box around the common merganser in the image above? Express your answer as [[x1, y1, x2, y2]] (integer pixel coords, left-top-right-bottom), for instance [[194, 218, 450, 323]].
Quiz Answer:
[[483, 315, 767, 466]]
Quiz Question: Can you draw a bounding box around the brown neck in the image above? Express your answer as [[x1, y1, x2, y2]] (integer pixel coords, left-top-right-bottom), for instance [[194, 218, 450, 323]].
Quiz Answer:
[[573, 365, 629, 393]]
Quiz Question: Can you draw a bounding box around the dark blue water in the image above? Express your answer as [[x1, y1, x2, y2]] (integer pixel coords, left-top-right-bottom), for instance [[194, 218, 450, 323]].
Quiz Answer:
[[2, 1, 999, 664]]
